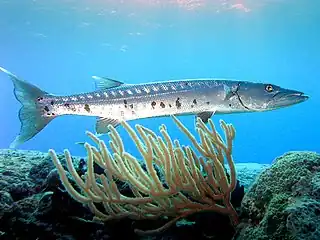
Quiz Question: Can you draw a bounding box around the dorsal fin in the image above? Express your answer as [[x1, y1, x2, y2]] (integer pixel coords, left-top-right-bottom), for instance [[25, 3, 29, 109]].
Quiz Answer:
[[92, 76, 124, 90]]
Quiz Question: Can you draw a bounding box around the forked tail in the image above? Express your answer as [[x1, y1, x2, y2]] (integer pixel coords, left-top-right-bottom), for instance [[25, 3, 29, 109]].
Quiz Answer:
[[0, 67, 54, 148]]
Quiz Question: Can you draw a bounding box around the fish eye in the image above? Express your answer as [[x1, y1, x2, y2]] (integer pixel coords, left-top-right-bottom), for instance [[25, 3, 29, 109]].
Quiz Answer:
[[265, 84, 274, 92]]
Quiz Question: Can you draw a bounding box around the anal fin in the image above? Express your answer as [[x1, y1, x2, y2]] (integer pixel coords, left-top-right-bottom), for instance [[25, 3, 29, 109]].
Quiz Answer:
[[95, 117, 120, 134], [196, 111, 215, 123]]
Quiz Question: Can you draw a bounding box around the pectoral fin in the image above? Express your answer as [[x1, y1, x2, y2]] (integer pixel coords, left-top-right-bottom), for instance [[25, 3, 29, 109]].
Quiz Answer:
[[223, 84, 239, 101]]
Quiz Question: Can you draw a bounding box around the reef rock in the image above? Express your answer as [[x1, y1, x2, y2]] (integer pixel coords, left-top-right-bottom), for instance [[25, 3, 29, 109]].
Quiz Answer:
[[236, 151, 320, 240], [0, 148, 266, 239]]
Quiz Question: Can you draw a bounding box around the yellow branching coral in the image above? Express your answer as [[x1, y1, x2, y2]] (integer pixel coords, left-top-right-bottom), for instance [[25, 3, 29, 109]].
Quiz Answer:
[[49, 116, 238, 235]]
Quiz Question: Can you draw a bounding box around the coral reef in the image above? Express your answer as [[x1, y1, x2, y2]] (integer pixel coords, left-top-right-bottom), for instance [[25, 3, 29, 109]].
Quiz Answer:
[[0, 120, 318, 239], [49, 116, 239, 235], [236, 151, 320, 240], [0, 147, 248, 239]]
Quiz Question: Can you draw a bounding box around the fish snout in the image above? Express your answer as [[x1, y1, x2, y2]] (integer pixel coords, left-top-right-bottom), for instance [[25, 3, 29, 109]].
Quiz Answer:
[[285, 90, 309, 102], [267, 89, 309, 109], [273, 89, 309, 108]]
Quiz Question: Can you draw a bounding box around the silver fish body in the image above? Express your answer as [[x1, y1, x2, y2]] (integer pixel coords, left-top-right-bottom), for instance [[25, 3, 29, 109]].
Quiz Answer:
[[0, 67, 309, 148], [44, 79, 241, 120]]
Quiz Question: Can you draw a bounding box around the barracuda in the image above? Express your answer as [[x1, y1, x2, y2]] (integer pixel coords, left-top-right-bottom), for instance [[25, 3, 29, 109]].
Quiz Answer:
[[0, 67, 309, 148]]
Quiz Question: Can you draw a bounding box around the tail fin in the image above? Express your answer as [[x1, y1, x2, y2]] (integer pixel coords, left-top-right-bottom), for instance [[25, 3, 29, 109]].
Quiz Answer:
[[0, 67, 54, 148]]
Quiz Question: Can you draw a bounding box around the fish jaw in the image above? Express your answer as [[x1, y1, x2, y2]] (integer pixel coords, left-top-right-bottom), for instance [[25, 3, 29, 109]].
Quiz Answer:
[[266, 90, 309, 110]]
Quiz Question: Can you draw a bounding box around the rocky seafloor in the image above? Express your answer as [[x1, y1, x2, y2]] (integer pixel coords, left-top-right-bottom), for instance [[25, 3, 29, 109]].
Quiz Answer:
[[0, 149, 319, 240]]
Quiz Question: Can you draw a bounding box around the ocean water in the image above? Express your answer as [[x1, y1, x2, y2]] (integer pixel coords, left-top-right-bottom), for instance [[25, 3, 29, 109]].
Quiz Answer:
[[0, 0, 319, 164]]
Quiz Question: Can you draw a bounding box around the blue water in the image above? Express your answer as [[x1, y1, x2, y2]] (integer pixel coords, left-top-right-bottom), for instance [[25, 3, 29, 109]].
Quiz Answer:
[[0, 0, 319, 164]]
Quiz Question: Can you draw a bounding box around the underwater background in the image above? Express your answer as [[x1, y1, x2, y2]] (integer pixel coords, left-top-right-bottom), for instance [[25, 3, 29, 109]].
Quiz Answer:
[[0, 0, 319, 163]]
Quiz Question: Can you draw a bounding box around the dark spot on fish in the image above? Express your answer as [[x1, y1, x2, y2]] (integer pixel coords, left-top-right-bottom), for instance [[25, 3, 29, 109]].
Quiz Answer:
[[160, 102, 165, 108], [132, 111, 135, 115], [206, 101, 210, 105], [175, 98, 181, 109], [37, 97, 43, 102], [191, 105, 194, 108], [64, 103, 76, 112], [44, 106, 50, 112], [124, 100, 127, 104], [193, 99, 197, 105], [229, 103, 232, 107], [151, 101, 156, 109], [129, 104, 134, 109], [47, 113, 51, 116], [185, 82, 189, 86], [84, 104, 90, 112], [52, 113, 55, 116], [169, 104, 172, 108], [50, 100, 54, 105]]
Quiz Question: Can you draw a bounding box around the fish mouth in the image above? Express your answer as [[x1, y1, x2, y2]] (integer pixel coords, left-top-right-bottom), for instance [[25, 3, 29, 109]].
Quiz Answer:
[[283, 91, 309, 103], [269, 90, 309, 108]]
